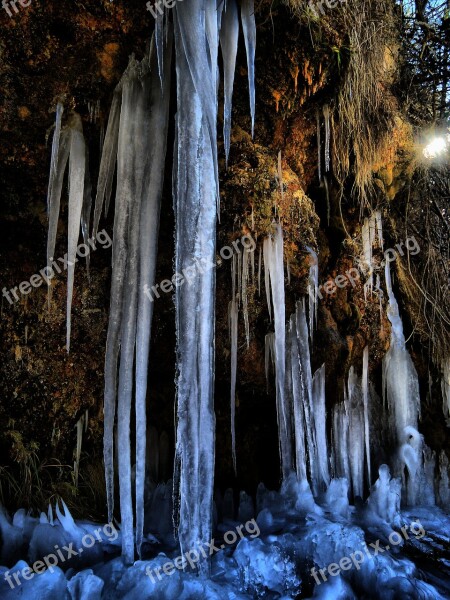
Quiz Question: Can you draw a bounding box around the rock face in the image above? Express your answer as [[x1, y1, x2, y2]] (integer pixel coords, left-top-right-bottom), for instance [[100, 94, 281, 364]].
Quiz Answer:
[[0, 1, 448, 516]]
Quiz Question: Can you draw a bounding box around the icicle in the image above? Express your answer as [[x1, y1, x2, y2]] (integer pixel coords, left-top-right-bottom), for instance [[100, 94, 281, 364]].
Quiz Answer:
[[362, 217, 373, 299], [264, 224, 292, 479], [306, 246, 318, 341], [323, 104, 330, 172], [80, 146, 92, 279], [220, 0, 239, 164], [155, 7, 165, 87], [286, 256, 291, 285], [375, 210, 384, 250], [242, 246, 250, 347], [258, 244, 261, 296], [46, 128, 70, 305], [240, 0, 256, 137], [323, 173, 330, 226], [74, 413, 84, 487], [442, 358, 450, 419], [265, 332, 275, 391], [316, 107, 321, 183], [345, 366, 365, 498], [66, 114, 86, 352], [277, 151, 284, 204], [229, 297, 238, 475], [289, 314, 307, 481], [92, 90, 121, 238], [332, 402, 350, 483], [48, 102, 64, 208], [362, 346, 371, 485], [312, 363, 330, 490], [135, 32, 172, 558], [173, 0, 219, 573], [263, 237, 272, 321], [383, 261, 421, 504]]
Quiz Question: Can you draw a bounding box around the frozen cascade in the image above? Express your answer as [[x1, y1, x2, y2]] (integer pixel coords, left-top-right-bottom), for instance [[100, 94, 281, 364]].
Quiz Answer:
[[264, 223, 293, 478], [135, 34, 172, 556], [383, 261, 422, 505], [171, 0, 262, 571], [97, 34, 172, 563]]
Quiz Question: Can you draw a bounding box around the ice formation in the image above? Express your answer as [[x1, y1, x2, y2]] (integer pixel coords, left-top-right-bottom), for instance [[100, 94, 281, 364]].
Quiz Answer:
[[46, 111, 87, 351], [263, 223, 292, 478], [383, 261, 421, 504], [323, 104, 330, 172], [306, 246, 319, 341], [96, 35, 172, 563]]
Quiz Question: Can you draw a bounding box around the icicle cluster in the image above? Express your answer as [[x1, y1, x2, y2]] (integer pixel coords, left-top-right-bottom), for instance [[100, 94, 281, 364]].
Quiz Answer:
[[361, 210, 383, 299], [46, 109, 89, 352], [263, 224, 292, 478], [96, 36, 172, 563]]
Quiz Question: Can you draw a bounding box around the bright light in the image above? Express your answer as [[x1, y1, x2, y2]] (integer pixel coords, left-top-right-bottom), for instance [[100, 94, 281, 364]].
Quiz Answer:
[[423, 136, 447, 159]]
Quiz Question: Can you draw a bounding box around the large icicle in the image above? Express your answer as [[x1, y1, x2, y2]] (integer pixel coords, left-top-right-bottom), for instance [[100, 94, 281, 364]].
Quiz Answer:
[[220, 0, 239, 164], [265, 223, 292, 479], [240, 0, 256, 137], [135, 33, 172, 557], [383, 261, 421, 505], [48, 102, 64, 209], [66, 114, 86, 352], [173, 0, 218, 573]]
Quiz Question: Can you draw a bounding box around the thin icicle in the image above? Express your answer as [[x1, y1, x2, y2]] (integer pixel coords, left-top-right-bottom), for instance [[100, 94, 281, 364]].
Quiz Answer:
[[265, 332, 275, 391], [155, 7, 165, 88], [229, 297, 238, 474], [263, 237, 272, 321], [66, 114, 86, 352], [277, 151, 284, 204], [258, 244, 262, 296], [92, 90, 121, 238], [240, 0, 256, 137], [306, 246, 319, 341], [48, 102, 64, 208], [289, 313, 307, 481], [242, 246, 250, 347], [316, 107, 321, 183], [442, 359, 450, 419], [323, 104, 330, 172], [375, 210, 384, 250], [362, 346, 371, 485], [81, 146, 92, 280], [312, 363, 330, 490], [220, 0, 239, 164], [46, 129, 70, 305]]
